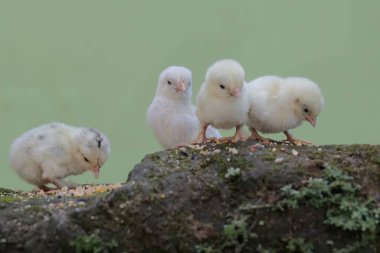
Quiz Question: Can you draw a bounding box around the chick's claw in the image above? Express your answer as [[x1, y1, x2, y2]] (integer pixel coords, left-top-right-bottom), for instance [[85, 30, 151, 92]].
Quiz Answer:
[[284, 131, 312, 146], [231, 134, 245, 143], [288, 138, 313, 146], [194, 133, 206, 144], [247, 128, 270, 144], [36, 185, 54, 192], [193, 124, 209, 144], [230, 125, 245, 143], [217, 137, 233, 143], [45, 178, 64, 190]]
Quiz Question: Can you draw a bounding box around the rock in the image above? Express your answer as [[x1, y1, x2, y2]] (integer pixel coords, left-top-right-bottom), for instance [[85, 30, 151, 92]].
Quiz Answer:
[[0, 142, 380, 252]]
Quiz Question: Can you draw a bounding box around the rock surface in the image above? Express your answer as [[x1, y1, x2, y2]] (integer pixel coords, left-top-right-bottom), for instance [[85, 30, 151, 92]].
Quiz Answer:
[[1, 141, 380, 253]]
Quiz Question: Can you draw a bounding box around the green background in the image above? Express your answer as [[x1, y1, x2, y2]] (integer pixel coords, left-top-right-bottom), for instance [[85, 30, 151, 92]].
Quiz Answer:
[[1, 1, 379, 190]]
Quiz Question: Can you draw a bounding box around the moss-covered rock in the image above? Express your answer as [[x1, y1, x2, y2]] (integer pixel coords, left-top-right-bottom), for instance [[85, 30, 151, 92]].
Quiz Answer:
[[0, 142, 379, 252]]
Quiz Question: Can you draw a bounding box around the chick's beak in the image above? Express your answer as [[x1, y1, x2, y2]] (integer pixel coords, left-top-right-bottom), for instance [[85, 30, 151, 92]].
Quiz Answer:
[[91, 164, 100, 179], [305, 115, 317, 128], [230, 86, 241, 98], [175, 81, 186, 92]]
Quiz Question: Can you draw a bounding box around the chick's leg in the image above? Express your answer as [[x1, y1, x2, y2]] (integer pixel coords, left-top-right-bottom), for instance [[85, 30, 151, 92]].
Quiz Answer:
[[37, 185, 54, 192], [283, 131, 312, 145], [43, 177, 64, 190], [194, 124, 209, 143], [50, 179, 64, 190], [231, 125, 245, 142], [248, 128, 270, 144]]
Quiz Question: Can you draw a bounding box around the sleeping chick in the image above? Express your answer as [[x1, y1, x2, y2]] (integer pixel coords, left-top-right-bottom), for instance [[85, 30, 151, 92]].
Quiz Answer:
[[147, 66, 221, 149], [195, 59, 249, 143], [9, 122, 111, 191], [247, 76, 324, 145]]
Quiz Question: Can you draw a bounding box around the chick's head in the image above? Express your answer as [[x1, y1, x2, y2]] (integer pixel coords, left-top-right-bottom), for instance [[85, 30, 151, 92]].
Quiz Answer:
[[205, 59, 245, 99], [157, 66, 192, 100], [289, 78, 325, 127], [75, 128, 111, 179]]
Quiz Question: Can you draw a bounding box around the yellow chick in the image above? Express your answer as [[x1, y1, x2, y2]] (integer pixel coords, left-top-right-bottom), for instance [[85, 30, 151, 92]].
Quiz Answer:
[[195, 59, 249, 143], [9, 122, 111, 191], [246, 76, 324, 145]]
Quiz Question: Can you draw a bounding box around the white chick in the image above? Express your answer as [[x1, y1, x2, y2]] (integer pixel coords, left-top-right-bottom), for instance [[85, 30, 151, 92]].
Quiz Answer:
[[246, 76, 324, 145], [9, 122, 111, 191], [196, 59, 249, 143], [147, 66, 221, 149]]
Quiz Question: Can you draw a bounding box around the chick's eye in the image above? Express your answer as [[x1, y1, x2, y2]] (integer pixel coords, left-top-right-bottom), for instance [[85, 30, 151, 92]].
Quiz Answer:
[[167, 80, 172, 85], [82, 155, 90, 163], [219, 84, 225, 89], [303, 108, 309, 113], [189, 82, 192, 86]]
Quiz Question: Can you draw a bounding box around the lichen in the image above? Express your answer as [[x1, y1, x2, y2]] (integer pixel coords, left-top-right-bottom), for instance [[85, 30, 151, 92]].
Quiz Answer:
[[278, 165, 380, 251], [224, 167, 241, 179], [196, 216, 250, 253]]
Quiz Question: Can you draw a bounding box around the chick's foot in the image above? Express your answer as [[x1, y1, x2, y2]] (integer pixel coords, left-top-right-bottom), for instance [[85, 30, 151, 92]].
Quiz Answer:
[[283, 131, 312, 146], [35, 185, 54, 192], [248, 128, 270, 144]]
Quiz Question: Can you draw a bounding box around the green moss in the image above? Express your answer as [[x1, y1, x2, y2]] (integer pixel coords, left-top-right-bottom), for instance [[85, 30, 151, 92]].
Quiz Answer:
[[200, 156, 227, 176], [233, 156, 252, 168], [195, 244, 218, 253], [0, 196, 18, 203], [371, 157, 380, 166], [307, 151, 325, 160], [257, 248, 278, 253], [0, 188, 23, 203], [285, 237, 313, 253], [0, 188, 18, 194], [28, 205, 50, 213], [69, 234, 118, 253], [332, 237, 374, 253], [344, 144, 367, 152], [262, 154, 276, 162], [146, 153, 161, 162]]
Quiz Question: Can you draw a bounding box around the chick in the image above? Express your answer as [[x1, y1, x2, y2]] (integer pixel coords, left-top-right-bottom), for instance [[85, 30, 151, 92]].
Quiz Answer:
[[9, 122, 111, 191], [147, 66, 221, 149], [246, 76, 324, 145], [195, 59, 249, 143]]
